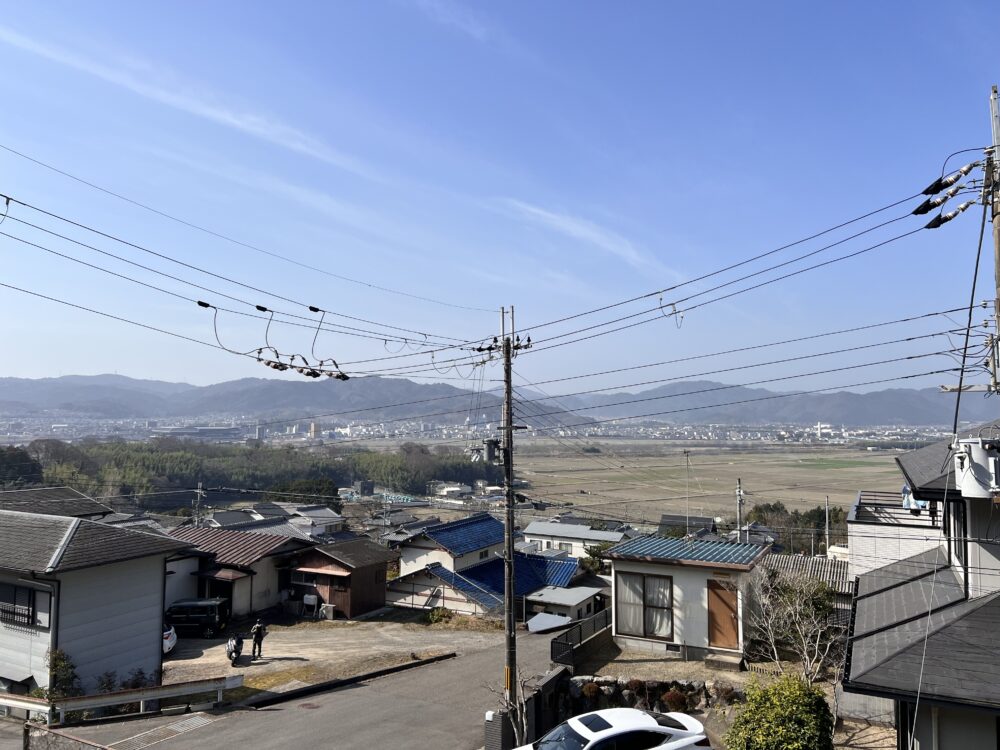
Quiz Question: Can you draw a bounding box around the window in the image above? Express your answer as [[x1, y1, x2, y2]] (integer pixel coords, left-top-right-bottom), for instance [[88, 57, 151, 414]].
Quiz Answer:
[[291, 571, 318, 586], [0, 583, 37, 627], [616, 572, 673, 641], [586, 602, 592, 614], [479, 550, 489, 560], [558, 543, 573, 553], [332, 577, 348, 592]]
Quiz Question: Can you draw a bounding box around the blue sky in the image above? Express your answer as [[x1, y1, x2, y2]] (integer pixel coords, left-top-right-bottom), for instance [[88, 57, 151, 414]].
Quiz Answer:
[[0, 1, 996, 399]]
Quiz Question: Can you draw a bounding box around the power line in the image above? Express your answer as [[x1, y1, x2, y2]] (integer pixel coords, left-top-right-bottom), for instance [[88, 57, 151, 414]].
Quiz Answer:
[[1, 192, 469, 343], [0, 142, 495, 313]]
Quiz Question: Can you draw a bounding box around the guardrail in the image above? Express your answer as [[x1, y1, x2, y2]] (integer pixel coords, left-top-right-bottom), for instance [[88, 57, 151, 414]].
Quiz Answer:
[[551, 608, 612, 665], [0, 676, 243, 726]]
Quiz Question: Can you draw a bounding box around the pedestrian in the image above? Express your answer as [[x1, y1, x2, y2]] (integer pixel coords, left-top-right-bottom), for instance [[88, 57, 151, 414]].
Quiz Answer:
[[250, 618, 268, 659]]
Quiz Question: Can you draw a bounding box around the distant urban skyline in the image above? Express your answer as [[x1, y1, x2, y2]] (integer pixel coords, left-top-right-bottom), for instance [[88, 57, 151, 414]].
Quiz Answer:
[[0, 1, 996, 401]]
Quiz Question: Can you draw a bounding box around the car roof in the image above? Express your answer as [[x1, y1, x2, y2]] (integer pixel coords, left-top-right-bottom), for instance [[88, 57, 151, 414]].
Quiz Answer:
[[568, 709, 661, 740]]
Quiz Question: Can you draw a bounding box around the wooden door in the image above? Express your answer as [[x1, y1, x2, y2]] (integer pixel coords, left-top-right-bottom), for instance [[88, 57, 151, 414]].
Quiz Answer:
[[707, 580, 739, 649]]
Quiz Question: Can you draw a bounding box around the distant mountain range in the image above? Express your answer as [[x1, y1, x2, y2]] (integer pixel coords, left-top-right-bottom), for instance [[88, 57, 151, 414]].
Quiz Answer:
[[0, 374, 995, 427]]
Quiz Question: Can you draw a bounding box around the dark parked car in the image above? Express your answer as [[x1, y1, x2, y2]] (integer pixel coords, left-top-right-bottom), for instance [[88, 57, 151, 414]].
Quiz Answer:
[[164, 597, 231, 638]]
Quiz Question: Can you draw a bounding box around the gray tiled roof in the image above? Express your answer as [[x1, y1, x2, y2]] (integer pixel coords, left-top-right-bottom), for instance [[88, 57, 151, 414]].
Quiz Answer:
[[523, 521, 625, 543], [0, 510, 192, 573], [0, 487, 113, 518], [845, 546, 1000, 708], [763, 555, 852, 596], [606, 536, 767, 569], [896, 420, 1000, 497], [315, 538, 398, 568]]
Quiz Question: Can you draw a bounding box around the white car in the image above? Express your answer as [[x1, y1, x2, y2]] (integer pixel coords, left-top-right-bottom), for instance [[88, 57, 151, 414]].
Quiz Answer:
[[516, 707, 711, 749], [162, 623, 178, 655]]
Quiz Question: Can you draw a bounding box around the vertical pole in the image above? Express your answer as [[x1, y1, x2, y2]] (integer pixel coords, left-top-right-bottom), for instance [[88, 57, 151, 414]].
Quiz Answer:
[[735, 478, 743, 543], [990, 87, 1000, 361], [825, 495, 831, 555], [502, 325, 518, 730], [684, 449, 691, 534], [194, 481, 204, 527]]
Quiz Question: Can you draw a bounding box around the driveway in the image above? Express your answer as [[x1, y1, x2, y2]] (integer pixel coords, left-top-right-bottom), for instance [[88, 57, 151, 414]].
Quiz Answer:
[[69, 630, 553, 749]]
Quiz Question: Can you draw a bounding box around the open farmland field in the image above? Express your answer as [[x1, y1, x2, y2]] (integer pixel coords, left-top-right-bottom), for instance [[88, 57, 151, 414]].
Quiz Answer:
[[513, 441, 904, 528]]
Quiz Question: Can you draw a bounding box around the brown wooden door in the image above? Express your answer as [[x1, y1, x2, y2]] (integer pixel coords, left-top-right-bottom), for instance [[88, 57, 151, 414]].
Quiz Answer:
[[707, 580, 739, 649]]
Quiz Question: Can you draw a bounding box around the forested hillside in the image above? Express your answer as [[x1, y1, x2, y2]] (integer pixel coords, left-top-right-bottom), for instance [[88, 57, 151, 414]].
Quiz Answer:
[[11, 439, 502, 501]]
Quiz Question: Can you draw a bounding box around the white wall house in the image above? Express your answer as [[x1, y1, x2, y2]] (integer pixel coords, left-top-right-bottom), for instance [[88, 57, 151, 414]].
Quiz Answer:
[[522, 521, 627, 559], [396, 514, 506, 577], [0, 510, 192, 706], [169, 527, 314, 617], [606, 536, 767, 662]]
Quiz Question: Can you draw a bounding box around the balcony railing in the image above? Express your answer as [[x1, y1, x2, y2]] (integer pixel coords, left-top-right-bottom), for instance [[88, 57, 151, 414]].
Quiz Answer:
[[848, 490, 940, 528]]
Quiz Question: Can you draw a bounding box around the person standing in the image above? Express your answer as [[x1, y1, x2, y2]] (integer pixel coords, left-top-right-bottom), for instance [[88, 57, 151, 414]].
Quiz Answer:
[[250, 618, 268, 659]]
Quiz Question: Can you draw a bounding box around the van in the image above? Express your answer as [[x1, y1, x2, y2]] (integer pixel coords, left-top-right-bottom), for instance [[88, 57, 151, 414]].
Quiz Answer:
[[164, 597, 231, 638]]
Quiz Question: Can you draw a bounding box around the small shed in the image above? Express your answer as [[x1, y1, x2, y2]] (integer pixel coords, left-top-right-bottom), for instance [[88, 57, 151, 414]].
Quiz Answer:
[[292, 538, 398, 618], [526, 585, 603, 621]]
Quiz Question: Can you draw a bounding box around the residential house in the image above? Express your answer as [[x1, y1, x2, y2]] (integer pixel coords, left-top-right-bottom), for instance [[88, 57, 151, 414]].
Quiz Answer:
[[843, 429, 1000, 748], [762, 553, 852, 625], [726, 521, 783, 552], [0, 487, 114, 520], [657, 514, 717, 537], [168, 527, 314, 616], [522, 521, 628, 558], [386, 514, 580, 616], [291, 539, 398, 618], [605, 536, 768, 663], [525, 585, 603, 622], [0, 510, 192, 702]]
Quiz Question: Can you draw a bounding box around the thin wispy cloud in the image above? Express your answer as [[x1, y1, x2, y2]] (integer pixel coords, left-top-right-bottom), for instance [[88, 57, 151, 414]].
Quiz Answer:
[[0, 25, 383, 183], [410, 0, 492, 41], [501, 198, 659, 272]]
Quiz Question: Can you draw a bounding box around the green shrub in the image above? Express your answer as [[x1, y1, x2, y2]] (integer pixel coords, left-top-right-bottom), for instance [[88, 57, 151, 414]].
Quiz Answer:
[[724, 676, 833, 750], [427, 607, 453, 624]]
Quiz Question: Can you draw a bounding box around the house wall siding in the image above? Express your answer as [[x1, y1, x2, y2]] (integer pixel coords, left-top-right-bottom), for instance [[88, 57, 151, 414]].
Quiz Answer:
[[399, 545, 452, 576], [0, 573, 53, 691], [847, 521, 944, 579], [164, 556, 199, 607], [611, 560, 745, 658], [453, 542, 504, 572], [386, 572, 488, 616], [250, 559, 280, 613], [965, 501, 1000, 597], [57, 556, 165, 692]]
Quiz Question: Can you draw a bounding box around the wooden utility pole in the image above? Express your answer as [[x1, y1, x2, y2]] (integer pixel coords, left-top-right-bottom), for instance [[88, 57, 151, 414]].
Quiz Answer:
[[825, 495, 831, 555]]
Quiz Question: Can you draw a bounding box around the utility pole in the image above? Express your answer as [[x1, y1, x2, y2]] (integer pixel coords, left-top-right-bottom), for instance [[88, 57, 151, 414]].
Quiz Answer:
[[684, 449, 691, 534], [477, 305, 531, 737], [990, 86, 1000, 360], [194, 481, 205, 527], [825, 495, 831, 555], [735, 478, 744, 543]]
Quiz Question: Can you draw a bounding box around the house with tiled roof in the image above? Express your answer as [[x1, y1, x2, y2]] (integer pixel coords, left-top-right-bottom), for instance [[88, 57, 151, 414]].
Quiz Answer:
[[291, 539, 398, 618], [522, 520, 629, 558], [604, 536, 769, 664], [0, 510, 192, 703], [842, 425, 1000, 747], [169, 527, 314, 616], [0, 486, 113, 520], [386, 514, 582, 616]]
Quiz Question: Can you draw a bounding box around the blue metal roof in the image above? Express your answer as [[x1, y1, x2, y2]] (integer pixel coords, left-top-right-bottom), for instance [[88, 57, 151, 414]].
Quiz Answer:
[[606, 536, 766, 568], [426, 563, 503, 610], [423, 552, 579, 608], [423, 513, 504, 556]]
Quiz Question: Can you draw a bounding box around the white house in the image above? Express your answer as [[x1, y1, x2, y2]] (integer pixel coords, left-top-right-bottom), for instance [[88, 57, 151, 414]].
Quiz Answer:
[[169, 527, 314, 616], [605, 536, 768, 664], [0, 510, 192, 704], [396, 514, 506, 577], [522, 521, 628, 558]]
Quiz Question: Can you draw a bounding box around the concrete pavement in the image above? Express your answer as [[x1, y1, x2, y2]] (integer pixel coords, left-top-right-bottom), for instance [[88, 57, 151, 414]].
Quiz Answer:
[[68, 631, 554, 749]]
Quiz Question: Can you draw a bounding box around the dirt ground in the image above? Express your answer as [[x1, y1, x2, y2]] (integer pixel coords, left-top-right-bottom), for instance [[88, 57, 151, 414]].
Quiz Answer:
[[162, 609, 505, 702], [515, 443, 902, 531]]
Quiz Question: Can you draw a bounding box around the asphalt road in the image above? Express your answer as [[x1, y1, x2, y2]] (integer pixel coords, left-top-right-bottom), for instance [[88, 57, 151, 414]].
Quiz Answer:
[[68, 630, 553, 750]]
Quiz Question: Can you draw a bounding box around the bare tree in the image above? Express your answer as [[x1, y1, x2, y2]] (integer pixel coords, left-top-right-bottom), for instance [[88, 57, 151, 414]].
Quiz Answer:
[[484, 669, 534, 747], [744, 566, 843, 684]]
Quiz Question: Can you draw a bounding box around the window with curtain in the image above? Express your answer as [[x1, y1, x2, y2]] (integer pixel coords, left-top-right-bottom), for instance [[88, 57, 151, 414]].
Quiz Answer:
[[616, 572, 673, 641]]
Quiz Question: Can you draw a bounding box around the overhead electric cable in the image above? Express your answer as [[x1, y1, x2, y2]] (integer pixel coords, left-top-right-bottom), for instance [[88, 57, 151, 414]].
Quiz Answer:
[[0, 142, 494, 312]]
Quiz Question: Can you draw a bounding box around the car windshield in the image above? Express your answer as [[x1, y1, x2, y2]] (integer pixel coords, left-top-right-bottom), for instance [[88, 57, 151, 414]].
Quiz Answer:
[[535, 722, 588, 750]]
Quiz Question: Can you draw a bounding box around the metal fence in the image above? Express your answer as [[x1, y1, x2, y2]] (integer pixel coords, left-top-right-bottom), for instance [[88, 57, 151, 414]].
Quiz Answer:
[[551, 609, 612, 665]]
